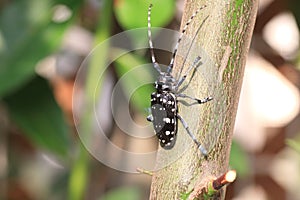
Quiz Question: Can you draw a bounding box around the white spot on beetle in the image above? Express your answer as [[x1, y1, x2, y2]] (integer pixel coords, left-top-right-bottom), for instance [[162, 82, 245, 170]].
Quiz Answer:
[[164, 118, 171, 123]]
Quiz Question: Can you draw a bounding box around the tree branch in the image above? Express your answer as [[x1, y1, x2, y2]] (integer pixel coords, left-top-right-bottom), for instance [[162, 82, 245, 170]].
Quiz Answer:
[[150, 0, 258, 199]]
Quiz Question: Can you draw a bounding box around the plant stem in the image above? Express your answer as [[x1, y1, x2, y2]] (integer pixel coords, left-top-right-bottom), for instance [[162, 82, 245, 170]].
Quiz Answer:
[[68, 0, 113, 199]]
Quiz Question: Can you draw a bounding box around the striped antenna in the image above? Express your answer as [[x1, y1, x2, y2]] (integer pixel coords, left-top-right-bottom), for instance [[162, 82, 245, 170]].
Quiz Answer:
[[179, 15, 209, 77], [148, 4, 161, 73], [167, 5, 207, 73]]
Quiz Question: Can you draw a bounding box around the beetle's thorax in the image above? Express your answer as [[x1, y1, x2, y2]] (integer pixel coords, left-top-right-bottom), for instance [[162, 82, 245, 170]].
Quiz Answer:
[[155, 72, 176, 92]]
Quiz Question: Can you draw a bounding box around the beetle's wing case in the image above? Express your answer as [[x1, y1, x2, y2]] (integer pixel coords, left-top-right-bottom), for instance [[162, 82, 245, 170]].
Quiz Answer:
[[150, 92, 178, 149]]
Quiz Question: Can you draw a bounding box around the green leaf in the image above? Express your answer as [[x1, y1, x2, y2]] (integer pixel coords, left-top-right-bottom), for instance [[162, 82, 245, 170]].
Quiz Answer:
[[0, 0, 81, 98], [114, 0, 175, 29], [114, 0, 175, 48], [229, 141, 249, 177], [180, 189, 193, 200], [4, 76, 70, 156], [100, 187, 141, 200]]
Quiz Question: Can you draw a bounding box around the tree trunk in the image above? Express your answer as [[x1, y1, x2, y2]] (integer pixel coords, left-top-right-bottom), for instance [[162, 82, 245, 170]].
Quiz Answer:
[[149, 0, 258, 199]]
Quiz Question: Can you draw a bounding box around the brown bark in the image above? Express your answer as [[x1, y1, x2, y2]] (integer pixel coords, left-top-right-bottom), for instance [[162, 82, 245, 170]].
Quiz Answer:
[[150, 0, 258, 199]]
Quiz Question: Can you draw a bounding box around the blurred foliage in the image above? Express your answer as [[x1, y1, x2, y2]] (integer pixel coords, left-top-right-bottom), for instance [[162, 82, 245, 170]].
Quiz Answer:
[[4, 76, 70, 156], [113, 49, 155, 111], [289, 0, 300, 29], [100, 186, 141, 200], [114, 0, 175, 51], [114, 0, 175, 30], [286, 138, 300, 154], [229, 141, 249, 178], [0, 0, 82, 97]]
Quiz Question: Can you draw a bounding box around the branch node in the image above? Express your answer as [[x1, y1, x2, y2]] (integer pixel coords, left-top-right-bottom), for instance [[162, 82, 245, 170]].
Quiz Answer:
[[211, 170, 236, 191], [189, 170, 237, 199]]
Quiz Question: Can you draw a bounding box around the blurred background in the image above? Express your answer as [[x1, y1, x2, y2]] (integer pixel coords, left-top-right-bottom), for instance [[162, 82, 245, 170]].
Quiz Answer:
[[1, 0, 300, 199]]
